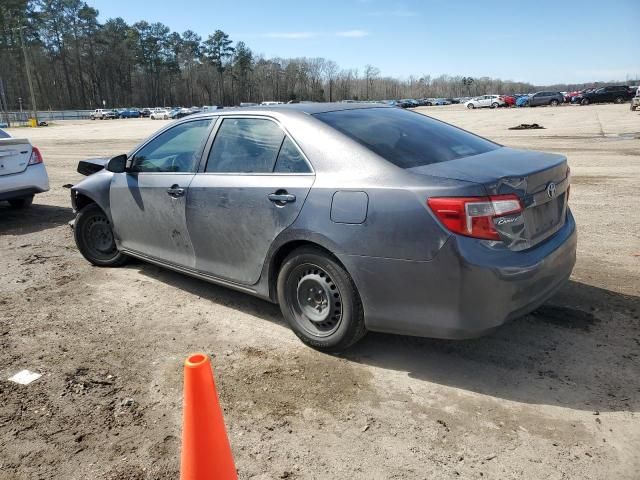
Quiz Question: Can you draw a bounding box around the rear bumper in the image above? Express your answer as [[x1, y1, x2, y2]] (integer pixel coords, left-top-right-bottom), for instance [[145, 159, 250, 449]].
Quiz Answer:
[[339, 211, 577, 339], [0, 163, 49, 201]]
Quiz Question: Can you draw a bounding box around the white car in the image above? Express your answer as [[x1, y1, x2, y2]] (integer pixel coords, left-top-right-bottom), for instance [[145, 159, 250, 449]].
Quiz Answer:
[[90, 109, 110, 120], [150, 109, 170, 120], [0, 128, 49, 208], [260, 101, 284, 106], [465, 95, 505, 109]]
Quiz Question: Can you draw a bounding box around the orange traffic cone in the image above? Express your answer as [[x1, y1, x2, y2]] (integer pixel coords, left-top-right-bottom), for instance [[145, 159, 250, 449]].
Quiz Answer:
[[180, 353, 238, 480]]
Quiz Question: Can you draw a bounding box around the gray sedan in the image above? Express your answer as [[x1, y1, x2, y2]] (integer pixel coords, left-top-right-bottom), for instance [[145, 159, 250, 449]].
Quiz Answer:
[[71, 104, 576, 351]]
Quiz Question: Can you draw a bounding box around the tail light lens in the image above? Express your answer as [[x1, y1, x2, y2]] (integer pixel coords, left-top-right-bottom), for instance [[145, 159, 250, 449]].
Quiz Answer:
[[427, 194, 523, 240], [28, 147, 43, 165]]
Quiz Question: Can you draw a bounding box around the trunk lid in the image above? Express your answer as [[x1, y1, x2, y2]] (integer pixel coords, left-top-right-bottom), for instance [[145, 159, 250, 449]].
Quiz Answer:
[[410, 147, 570, 250], [0, 138, 32, 176]]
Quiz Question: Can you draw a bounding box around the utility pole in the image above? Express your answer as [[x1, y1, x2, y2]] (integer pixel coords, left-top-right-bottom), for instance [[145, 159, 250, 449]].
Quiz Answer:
[[17, 26, 38, 125]]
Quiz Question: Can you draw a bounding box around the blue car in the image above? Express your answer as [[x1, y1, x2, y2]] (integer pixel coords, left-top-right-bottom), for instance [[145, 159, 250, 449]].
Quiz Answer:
[[119, 108, 141, 119], [516, 95, 530, 107]]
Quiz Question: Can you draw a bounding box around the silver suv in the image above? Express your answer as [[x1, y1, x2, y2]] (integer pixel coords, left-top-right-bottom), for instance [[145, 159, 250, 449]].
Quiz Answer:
[[528, 91, 563, 107]]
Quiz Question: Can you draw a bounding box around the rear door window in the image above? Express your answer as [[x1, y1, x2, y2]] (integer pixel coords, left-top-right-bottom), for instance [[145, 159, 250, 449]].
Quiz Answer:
[[314, 107, 498, 168], [206, 118, 284, 173], [274, 137, 311, 173]]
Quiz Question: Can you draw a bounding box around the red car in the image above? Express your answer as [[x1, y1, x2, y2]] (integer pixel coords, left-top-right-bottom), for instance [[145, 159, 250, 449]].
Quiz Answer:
[[500, 95, 516, 107]]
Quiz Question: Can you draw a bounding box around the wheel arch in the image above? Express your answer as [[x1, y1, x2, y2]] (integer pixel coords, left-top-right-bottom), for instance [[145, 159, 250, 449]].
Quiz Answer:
[[265, 235, 351, 303]]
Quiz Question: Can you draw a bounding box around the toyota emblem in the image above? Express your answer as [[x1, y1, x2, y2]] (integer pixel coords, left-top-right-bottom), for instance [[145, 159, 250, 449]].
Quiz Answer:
[[546, 182, 557, 198]]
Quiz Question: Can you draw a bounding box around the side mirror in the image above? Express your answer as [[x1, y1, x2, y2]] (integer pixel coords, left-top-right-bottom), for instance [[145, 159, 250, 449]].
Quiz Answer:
[[106, 154, 127, 173]]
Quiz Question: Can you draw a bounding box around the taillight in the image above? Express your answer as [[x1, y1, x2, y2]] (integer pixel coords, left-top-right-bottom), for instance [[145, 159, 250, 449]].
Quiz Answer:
[[427, 194, 523, 240], [28, 147, 43, 165]]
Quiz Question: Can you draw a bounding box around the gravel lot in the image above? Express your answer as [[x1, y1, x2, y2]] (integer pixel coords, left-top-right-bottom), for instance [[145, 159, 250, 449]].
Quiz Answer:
[[1, 104, 638, 480]]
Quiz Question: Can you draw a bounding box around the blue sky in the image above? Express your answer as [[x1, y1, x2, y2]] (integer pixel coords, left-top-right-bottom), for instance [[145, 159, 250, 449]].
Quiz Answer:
[[90, 0, 639, 85]]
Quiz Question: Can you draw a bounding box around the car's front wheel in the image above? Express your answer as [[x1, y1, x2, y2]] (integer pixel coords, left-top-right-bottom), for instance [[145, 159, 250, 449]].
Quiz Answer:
[[581, 98, 590, 105], [74, 203, 128, 267], [467, 103, 475, 109], [8, 195, 34, 209], [614, 96, 624, 104], [277, 247, 366, 352]]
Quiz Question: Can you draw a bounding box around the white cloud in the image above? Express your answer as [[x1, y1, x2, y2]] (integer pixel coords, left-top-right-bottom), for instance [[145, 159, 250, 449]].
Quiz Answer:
[[336, 30, 369, 38], [262, 32, 318, 39]]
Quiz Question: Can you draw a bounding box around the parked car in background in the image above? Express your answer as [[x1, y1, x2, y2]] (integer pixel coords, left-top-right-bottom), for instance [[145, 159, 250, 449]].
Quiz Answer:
[[400, 99, 420, 108], [260, 101, 284, 106], [150, 109, 170, 120], [577, 85, 635, 105], [70, 103, 575, 351], [516, 95, 530, 107], [528, 91, 563, 107], [90, 109, 109, 120], [105, 110, 119, 119], [631, 88, 640, 111], [0, 128, 49, 208], [119, 108, 141, 119], [465, 95, 505, 109], [170, 108, 194, 120], [139, 108, 152, 118], [501, 95, 516, 107]]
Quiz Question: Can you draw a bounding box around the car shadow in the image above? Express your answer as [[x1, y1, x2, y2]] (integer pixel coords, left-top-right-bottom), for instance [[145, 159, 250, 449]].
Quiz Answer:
[[129, 260, 285, 326], [0, 203, 74, 235], [343, 280, 639, 413], [128, 261, 639, 413]]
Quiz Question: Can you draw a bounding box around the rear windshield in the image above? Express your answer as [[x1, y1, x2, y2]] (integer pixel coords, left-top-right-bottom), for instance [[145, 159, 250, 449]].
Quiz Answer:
[[0, 129, 10, 139], [314, 107, 498, 168]]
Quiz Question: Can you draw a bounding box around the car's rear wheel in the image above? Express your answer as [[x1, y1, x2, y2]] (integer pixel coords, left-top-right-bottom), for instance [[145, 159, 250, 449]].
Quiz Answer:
[[491, 102, 499, 108], [277, 247, 366, 352], [550, 99, 559, 106], [614, 96, 624, 104], [74, 203, 128, 267], [8, 195, 34, 209]]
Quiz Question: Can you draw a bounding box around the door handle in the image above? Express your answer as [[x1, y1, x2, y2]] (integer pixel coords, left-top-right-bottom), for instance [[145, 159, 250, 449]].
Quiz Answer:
[[167, 185, 185, 198], [268, 191, 296, 204]]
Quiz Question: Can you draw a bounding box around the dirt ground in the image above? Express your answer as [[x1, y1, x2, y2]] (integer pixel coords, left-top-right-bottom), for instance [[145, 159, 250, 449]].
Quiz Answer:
[[1, 103, 638, 480]]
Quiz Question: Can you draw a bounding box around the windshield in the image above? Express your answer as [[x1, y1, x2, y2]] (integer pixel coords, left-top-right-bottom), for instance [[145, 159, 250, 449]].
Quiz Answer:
[[0, 128, 10, 139], [314, 107, 499, 168]]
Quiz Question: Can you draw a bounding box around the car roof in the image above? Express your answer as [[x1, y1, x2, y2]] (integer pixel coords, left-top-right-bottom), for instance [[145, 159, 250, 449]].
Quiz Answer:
[[191, 102, 393, 118]]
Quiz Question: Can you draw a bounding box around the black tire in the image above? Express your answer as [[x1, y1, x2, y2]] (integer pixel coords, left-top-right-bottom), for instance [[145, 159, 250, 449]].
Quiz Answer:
[[581, 98, 590, 106], [74, 203, 128, 267], [277, 247, 366, 352], [550, 99, 559, 106], [467, 103, 475, 109], [8, 195, 33, 209], [490, 102, 499, 109], [614, 96, 624, 104]]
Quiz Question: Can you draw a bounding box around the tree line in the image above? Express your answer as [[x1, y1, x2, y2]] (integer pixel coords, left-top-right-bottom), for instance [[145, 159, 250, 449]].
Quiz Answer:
[[0, 0, 636, 111]]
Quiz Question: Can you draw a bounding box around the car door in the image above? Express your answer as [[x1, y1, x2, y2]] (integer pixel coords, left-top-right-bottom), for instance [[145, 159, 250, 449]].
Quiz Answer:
[[186, 116, 315, 285], [530, 93, 540, 106], [109, 118, 214, 267]]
